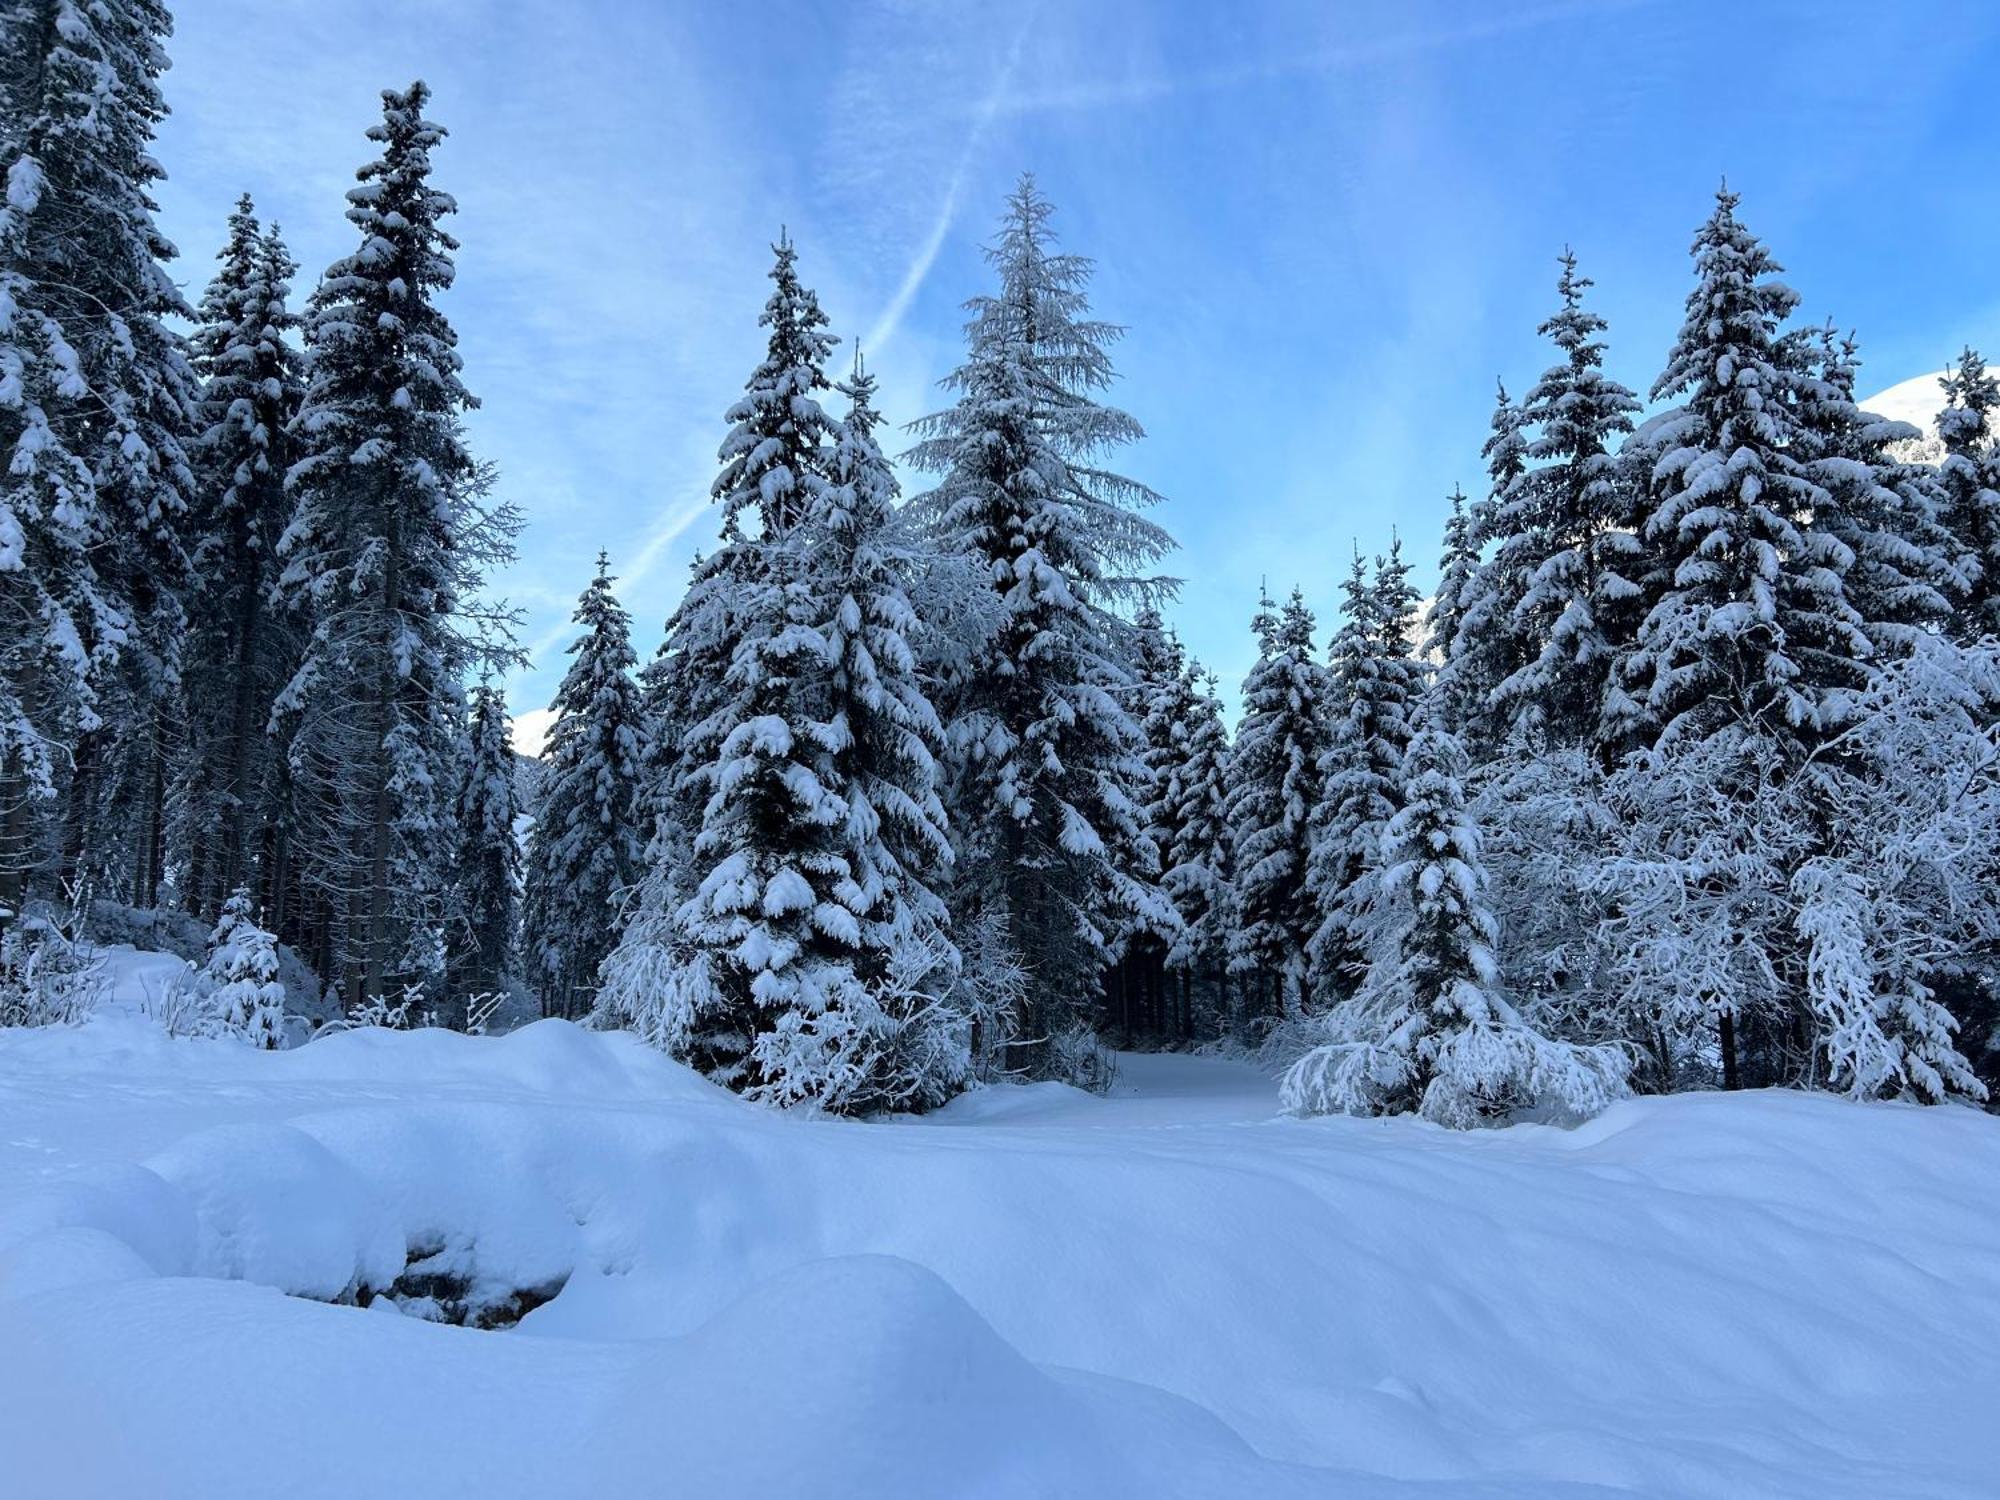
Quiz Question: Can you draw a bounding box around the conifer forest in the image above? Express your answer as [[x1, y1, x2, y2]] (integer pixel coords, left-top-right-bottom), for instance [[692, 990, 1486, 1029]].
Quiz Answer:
[[3, 5, 1997, 1496]]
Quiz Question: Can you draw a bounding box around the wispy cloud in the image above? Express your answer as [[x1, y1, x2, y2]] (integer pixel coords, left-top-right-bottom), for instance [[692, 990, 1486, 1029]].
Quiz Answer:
[[988, 0, 1653, 116], [860, 8, 1037, 354]]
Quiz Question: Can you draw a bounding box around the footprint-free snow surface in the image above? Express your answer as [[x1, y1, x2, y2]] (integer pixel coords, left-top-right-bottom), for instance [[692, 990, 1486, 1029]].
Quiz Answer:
[[2, 959, 1996, 1497]]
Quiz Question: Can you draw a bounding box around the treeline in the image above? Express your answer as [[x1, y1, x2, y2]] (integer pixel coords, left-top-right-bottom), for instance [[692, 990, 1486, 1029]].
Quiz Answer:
[[2, 6, 517, 1025], [5, 2, 1997, 1125]]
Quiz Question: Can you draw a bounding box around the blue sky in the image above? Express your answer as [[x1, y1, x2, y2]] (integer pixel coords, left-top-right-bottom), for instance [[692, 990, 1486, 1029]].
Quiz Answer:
[[150, 0, 2000, 740]]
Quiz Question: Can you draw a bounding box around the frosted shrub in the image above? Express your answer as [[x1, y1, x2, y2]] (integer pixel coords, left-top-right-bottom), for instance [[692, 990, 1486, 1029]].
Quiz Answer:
[[0, 918, 103, 1028], [1047, 1025, 1118, 1095]]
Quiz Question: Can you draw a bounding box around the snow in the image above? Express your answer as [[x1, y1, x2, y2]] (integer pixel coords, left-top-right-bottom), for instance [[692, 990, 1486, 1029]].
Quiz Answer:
[[1860, 370, 1957, 438], [1, 963, 1996, 1497]]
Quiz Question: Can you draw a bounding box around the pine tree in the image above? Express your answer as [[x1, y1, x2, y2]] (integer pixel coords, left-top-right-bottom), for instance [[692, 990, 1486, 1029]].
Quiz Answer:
[[1129, 605, 1184, 866], [1789, 324, 1954, 661], [1426, 486, 1479, 730], [447, 680, 520, 1009], [907, 175, 1176, 1078], [522, 556, 648, 1019], [757, 353, 963, 1108], [631, 237, 846, 914], [1617, 189, 1878, 1089], [1934, 347, 2000, 643], [1624, 187, 1865, 756], [1306, 547, 1422, 1001], [276, 82, 518, 1009], [1224, 588, 1331, 1020], [1161, 664, 1233, 1033], [1107, 604, 1183, 1037], [0, 0, 198, 917], [714, 232, 842, 543], [1442, 383, 1531, 758], [1494, 251, 1642, 754], [180, 198, 305, 919], [199, 887, 287, 1050], [1283, 716, 1626, 1126]]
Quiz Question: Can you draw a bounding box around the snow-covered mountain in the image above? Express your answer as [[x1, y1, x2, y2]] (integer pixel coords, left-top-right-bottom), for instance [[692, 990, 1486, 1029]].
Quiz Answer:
[[1861, 369, 1956, 437]]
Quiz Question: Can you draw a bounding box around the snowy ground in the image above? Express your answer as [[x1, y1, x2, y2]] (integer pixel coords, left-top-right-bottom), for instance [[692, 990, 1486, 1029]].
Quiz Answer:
[[2, 950, 1996, 1497]]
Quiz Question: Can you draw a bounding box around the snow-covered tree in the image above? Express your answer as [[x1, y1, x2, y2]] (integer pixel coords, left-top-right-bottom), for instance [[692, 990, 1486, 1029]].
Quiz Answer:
[[1440, 383, 1531, 759], [1105, 604, 1184, 1036], [447, 680, 519, 1010], [276, 82, 519, 1009], [1128, 605, 1183, 867], [605, 305, 970, 1112], [1160, 663, 1233, 1032], [631, 236, 846, 905], [1789, 323, 1954, 661], [1425, 486, 1478, 724], [180, 198, 304, 919], [1934, 347, 2000, 643], [1283, 717, 1627, 1127], [1624, 187, 1863, 755], [1577, 634, 2000, 1102], [1224, 588, 1330, 1020], [714, 232, 842, 543], [0, 0, 198, 917], [1494, 251, 1642, 755], [1306, 546, 1422, 1001], [768, 352, 964, 1108], [199, 887, 286, 1049], [1790, 637, 1997, 1104], [907, 175, 1175, 1079], [522, 556, 648, 1019]]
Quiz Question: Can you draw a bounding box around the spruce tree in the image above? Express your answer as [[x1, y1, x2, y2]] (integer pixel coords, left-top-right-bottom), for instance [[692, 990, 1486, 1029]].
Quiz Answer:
[[1427, 486, 1479, 731], [276, 82, 518, 1008], [600, 235, 843, 1083], [714, 232, 841, 542], [1934, 347, 2000, 643], [632, 236, 845, 911], [1789, 324, 1953, 660], [522, 556, 648, 1019], [757, 353, 963, 1108], [1621, 189, 1872, 1086], [1442, 383, 1530, 758], [1161, 664, 1233, 1035], [447, 680, 520, 1009], [1625, 189, 1865, 755], [1107, 604, 1184, 1036], [1306, 546, 1422, 1001], [1223, 588, 1330, 1021], [1494, 251, 1642, 754], [181, 198, 304, 919], [198, 887, 287, 1050], [906, 176, 1176, 1078], [0, 0, 198, 917], [606, 278, 970, 1111]]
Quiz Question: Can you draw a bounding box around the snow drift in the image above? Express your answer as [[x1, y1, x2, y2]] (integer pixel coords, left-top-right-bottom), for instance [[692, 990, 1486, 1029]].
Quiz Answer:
[[1, 1014, 1995, 1498]]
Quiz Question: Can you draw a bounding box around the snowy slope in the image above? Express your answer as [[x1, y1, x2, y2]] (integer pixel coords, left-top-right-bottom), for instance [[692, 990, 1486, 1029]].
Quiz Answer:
[[1862, 369, 1953, 435], [1, 1007, 1995, 1497]]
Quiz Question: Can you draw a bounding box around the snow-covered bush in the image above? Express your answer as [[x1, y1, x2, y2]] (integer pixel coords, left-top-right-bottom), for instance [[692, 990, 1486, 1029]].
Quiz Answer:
[[0, 916, 104, 1028], [459, 991, 505, 1037], [1046, 1025, 1119, 1095], [315, 985, 426, 1037]]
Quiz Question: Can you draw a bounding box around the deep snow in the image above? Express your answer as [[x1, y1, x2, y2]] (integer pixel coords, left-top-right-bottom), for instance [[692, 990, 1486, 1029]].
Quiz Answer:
[[1, 950, 1996, 1498]]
